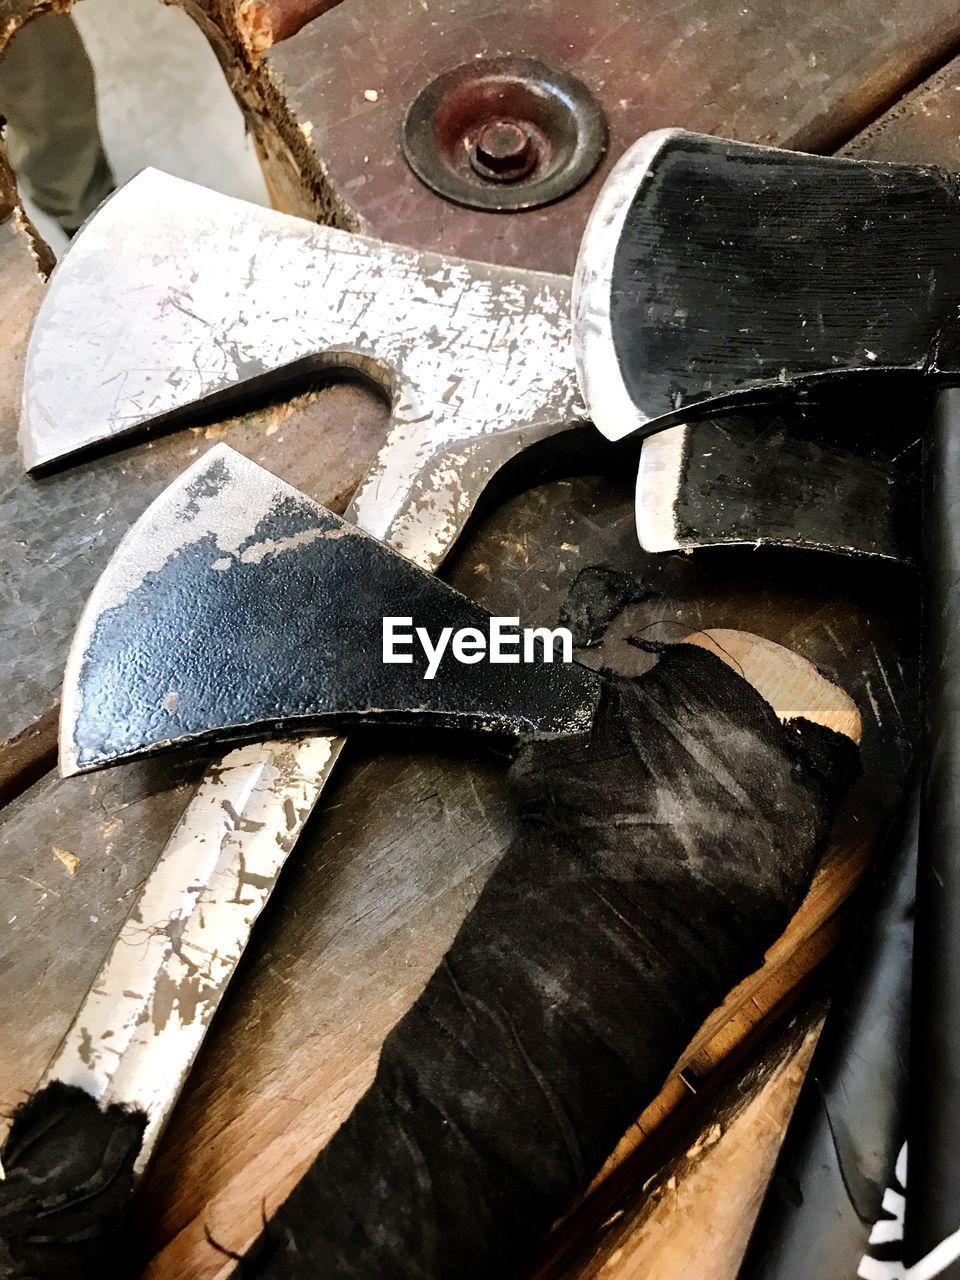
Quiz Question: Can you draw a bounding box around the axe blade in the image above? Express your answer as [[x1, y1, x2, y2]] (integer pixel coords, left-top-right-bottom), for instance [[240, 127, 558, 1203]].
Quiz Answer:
[[61, 445, 599, 775], [637, 419, 916, 562], [21, 171, 584, 569], [573, 129, 960, 439]]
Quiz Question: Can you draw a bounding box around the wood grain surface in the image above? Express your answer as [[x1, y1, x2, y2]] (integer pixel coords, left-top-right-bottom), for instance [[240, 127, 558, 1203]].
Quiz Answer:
[[533, 1007, 827, 1279], [255, 0, 960, 272], [0, 3, 953, 1278]]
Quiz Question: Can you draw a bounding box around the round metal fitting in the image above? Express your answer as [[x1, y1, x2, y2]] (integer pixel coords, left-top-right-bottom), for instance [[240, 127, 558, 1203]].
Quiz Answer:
[[470, 120, 538, 182], [402, 57, 608, 212]]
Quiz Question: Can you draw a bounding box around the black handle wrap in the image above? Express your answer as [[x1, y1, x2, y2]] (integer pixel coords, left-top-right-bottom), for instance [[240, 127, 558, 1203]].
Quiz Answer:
[[0, 1081, 145, 1280], [235, 645, 858, 1279], [738, 773, 916, 1280], [909, 386, 960, 1267]]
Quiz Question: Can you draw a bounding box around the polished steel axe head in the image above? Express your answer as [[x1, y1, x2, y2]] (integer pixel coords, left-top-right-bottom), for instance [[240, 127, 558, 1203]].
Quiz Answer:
[[22, 169, 585, 568], [573, 129, 960, 440], [60, 445, 600, 775]]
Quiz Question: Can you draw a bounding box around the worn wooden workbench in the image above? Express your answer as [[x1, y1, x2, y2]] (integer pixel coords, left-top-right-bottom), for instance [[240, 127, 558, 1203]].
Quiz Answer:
[[1, 1, 957, 1275]]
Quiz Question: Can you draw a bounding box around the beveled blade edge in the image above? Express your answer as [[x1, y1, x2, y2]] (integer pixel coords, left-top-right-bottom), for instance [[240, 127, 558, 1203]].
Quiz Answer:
[[59, 442, 276, 775], [572, 128, 686, 443]]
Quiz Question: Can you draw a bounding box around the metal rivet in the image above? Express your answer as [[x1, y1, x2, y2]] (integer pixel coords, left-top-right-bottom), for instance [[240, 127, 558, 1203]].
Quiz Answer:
[[402, 57, 608, 213], [470, 120, 538, 182]]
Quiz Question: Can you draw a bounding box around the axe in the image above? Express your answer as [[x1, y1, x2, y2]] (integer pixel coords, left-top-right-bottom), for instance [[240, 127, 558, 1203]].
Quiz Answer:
[[14, 168, 900, 1172], [6, 441, 861, 1276], [16, 167, 590, 1171], [571, 127, 958, 1272], [636, 413, 916, 563]]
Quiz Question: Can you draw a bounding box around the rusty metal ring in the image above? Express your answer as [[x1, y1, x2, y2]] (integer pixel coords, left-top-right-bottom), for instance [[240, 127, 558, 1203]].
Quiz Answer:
[[402, 57, 608, 213]]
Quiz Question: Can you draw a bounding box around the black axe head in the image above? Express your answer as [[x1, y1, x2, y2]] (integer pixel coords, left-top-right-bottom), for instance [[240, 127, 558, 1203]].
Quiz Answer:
[[638, 416, 917, 562], [573, 128, 959, 439], [61, 446, 600, 774]]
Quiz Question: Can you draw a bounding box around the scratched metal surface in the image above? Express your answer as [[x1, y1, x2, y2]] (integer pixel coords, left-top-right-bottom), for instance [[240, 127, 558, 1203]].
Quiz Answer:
[[0, 448, 918, 1131], [636, 413, 917, 564], [40, 735, 340, 1170], [17, 173, 595, 1165], [0, 6, 941, 1275], [0, 284, 919, 1280], [23, 170, 586, 569], [576, 130, 960, 444], [0, 380, 390, 1118]]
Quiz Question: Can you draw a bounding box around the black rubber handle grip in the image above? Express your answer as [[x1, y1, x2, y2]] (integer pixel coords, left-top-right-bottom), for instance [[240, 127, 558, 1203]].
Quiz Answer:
[[907, 387, 960, 1270], [739, 773, 916, 1279], [235, 646, 857, 1279]]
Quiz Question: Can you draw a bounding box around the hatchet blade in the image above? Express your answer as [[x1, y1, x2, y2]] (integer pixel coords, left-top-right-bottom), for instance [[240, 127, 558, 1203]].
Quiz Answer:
[[21, 170, 585, 574], [61, 445, 599, 775], [573, 129, 960, 441]]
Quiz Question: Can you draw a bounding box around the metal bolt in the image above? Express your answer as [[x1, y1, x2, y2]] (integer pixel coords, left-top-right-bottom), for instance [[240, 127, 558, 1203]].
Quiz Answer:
[[470, 119, 537, 182]]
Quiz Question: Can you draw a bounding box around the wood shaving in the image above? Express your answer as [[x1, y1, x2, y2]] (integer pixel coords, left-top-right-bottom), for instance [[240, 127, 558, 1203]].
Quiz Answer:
[[53, 847, 80, 877]]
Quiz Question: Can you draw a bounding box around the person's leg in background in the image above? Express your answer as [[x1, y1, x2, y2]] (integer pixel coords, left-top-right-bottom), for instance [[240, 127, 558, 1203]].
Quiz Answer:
[[0, 12, 114, 236]]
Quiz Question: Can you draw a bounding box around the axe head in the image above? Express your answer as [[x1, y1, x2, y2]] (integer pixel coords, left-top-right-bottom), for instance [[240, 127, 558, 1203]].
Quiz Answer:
[[61, 446, 599, 775], [573, 129, 960, 440], [21, 170, 582, 572], [637, 416, 916, 562]]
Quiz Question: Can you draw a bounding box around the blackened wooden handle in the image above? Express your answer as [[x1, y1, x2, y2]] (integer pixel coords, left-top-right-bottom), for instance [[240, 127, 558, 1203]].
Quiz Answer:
[[235, 645, 858, 1279]]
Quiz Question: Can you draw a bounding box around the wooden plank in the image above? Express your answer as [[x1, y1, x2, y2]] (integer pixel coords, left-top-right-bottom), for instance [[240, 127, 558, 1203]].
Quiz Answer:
[[844, 51, 960, 166], [0, 134, 57, 796], [249, 0, 960, 272], [0, 704, 57, 808]]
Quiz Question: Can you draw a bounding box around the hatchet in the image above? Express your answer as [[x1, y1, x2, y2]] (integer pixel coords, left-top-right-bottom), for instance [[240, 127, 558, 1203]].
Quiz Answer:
[[16, 168, 591, 1171], [7, 441, 860, 1277], [15, 167, 901, 1176], [636, 413, 916, 562], [571, 127, 957, 1273]]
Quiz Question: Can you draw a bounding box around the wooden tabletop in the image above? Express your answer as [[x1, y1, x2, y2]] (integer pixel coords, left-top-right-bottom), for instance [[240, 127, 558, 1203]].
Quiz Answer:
[[0, 1, 953, 1275]]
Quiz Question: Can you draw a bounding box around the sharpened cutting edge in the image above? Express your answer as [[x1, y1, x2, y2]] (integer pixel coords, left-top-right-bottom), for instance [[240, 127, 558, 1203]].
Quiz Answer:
[[60, 446, 600, 771]]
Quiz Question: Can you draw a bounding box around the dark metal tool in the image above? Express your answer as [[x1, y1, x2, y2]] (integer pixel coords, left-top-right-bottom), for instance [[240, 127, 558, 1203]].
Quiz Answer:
[[637, 415, 916, 563], [61, 444, 599, 773], [19, 170, 589, 1165], [572, 127, 960, 1274], [20, 162, 915, 1176], [39, 439, 863, 1278]]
